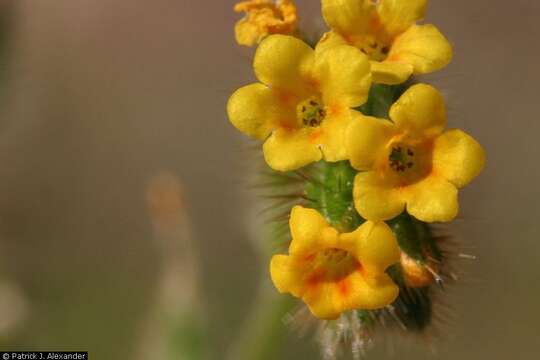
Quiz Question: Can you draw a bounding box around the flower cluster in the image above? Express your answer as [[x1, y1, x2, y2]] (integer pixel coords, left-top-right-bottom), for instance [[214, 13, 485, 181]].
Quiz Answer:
[[228, 0, 485, 342]]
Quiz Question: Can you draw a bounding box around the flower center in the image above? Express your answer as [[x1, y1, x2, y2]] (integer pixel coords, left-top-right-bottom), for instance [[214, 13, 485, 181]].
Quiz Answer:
[[311, 248, 359, 282], [383, 139, 433, 185], [389, 145, 416, 172], [359, 41, 390, 62], [348, 35, 390, 62], [297, 96, 326, 128]]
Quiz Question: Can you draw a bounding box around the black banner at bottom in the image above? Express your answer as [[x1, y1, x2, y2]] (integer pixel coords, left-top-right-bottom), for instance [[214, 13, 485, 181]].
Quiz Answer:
[[0, 353, 87, 360]]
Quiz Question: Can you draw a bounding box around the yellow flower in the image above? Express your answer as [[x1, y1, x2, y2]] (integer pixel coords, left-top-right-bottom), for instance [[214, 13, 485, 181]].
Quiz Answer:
[[346, 84, 486, 223], [270, 206, 400, 320], [227, 35, 372, 171], [319, 0, 453, 84], [234, 0, 298, 47]]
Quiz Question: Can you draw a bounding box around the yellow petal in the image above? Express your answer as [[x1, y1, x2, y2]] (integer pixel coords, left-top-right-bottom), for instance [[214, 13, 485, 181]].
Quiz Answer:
[[370, 60, 413, 85], [377, 0, 427, 37], [235, 18, 262, 47], [307, 271, 398, 318], [341, 221, 400, 274], [321, 0, 375, 37], [344, 272, 399, 310], [254, 34, 314, 93], [389, 83, 447, 137], [346, 113, 395, 171], [271, 255, 344, 319], [313, 44, 372, 108], [262, 128, 322, 171], [288, 206, 337, 255], [353, 171, 405, 221], [405, 175, 458, 222], [319, 111, 357, 162], [329, 272, 397, 315], [304, 283, 341, 319], [389, 24, 453, 75], [315, 31, 348, 54], [227, 83, 286, 140], [305, 271, 399, 319], [270, 254, 298, 294], [433, 129, 486, 188]]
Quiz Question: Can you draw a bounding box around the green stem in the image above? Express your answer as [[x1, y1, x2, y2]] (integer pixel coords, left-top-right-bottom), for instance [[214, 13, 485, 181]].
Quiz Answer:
[[227, 282, 297, 360]]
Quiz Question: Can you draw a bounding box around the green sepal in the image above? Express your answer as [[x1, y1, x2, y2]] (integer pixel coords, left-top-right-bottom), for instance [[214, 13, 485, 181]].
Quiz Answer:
[[387, 212, 441, 263], [357, 83, 408, 119]]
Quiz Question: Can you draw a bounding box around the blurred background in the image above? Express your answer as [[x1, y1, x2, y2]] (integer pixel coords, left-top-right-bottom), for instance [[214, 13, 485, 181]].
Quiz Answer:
[[0, 0, 538, 359]]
